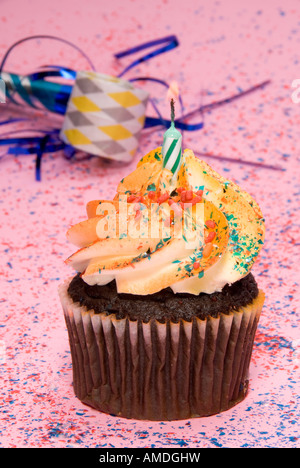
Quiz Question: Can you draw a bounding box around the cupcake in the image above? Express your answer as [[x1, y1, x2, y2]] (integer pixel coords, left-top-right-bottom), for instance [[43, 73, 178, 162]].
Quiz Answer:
[[58, 147, 265, 420]]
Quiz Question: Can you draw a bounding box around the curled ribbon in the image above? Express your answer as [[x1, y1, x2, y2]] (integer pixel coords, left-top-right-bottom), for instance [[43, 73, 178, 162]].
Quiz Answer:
[[0, 34, 274, 180]]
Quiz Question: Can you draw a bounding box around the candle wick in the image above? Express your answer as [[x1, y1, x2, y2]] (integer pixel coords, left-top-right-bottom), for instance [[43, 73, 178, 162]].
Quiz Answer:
[[170, 98, 175, 126]]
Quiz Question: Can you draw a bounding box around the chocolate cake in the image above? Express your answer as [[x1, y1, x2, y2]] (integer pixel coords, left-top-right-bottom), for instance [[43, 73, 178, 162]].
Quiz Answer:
[[68, 272, 259, 323]]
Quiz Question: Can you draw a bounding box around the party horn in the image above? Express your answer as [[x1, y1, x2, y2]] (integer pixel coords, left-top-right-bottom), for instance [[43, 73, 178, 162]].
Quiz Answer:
[[0, 70, 73, 114]]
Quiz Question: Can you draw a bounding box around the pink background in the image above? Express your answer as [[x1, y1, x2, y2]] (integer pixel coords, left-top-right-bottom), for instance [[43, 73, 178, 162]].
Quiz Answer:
[[0, 0, 299, 448]]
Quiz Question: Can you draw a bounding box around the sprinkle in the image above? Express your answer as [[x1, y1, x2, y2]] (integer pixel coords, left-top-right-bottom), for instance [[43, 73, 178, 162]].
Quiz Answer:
[[205, 231, 216, 243], [157, 192, 170, 204], [193, 261, 200, 270], [185, 190, 194, 201], [148, 191, 156, 200], [127, 194, 137, 203], [191, 195, 202, 205], [205, 219, 216, 228], [203, 242, 213, 257]]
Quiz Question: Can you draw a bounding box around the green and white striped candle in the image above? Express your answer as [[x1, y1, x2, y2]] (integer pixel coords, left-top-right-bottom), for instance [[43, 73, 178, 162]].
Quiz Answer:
[[162, 98, 182, 175]]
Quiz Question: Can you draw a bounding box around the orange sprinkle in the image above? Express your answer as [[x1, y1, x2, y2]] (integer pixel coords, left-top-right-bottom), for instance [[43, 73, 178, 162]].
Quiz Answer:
[[157, 192, 170, 204], [127, 194, 136, 203], [205, 219, 216, 228], [185, 190, 193, 201], [148, 191, 156, 200], [180, 190, 186, 202], [193, 261, 200, 270], [191, 195, 202, 205], [205, 231, 216, 243], [203, 242, 213, 257]]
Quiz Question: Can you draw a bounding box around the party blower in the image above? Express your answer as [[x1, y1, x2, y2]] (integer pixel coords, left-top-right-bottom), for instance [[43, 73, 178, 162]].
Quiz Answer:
[[0, 35, 276, 180]]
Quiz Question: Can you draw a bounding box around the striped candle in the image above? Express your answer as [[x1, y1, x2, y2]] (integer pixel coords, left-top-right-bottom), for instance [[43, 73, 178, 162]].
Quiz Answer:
[[162, 98, 182, 175]]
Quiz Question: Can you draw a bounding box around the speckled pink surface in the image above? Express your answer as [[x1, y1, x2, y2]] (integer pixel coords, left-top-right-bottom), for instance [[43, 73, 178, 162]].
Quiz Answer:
[[0, 0, 299, 448]]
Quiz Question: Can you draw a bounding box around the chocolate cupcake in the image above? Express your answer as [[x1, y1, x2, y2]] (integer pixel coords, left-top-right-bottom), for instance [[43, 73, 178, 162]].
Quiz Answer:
[[58, 147, 265, 420]]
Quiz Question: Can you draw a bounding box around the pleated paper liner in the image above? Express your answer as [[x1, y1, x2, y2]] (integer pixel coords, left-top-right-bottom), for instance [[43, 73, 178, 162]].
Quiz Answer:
[[58, 279, 265, 421]]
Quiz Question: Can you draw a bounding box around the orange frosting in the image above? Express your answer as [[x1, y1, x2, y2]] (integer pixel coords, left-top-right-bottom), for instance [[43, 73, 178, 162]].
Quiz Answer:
[[65, 148, 265, 295]]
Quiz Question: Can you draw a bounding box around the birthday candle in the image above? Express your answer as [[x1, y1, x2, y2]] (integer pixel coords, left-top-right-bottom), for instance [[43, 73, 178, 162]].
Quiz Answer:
[[162, 98, 182, 175]]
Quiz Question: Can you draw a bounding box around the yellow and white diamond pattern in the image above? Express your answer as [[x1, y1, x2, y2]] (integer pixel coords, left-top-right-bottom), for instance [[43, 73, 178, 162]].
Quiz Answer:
[[60, 71, 149, 162]]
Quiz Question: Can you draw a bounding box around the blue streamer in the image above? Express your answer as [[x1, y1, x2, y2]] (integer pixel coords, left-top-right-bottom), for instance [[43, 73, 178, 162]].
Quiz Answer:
[[0, 35, 96, 74], [115, 35, 179, 78]]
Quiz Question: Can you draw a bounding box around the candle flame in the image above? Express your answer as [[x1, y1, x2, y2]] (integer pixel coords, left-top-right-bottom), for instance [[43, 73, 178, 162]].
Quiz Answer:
[[166, 81, 179, 102]]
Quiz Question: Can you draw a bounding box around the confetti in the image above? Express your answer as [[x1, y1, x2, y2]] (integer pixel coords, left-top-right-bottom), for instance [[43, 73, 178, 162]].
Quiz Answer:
[[0, 0, 299, 449]]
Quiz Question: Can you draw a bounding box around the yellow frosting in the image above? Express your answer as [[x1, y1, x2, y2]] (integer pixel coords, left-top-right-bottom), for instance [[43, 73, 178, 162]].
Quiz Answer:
[[66, 148, 265, 295]]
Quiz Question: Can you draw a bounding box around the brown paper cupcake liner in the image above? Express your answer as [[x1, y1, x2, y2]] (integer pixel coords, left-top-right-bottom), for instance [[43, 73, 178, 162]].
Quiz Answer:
[[58, 279, 265, 421]]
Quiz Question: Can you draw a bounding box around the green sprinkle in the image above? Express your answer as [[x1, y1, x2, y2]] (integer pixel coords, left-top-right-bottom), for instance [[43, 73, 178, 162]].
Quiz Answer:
[[147, 183, 156, 191]]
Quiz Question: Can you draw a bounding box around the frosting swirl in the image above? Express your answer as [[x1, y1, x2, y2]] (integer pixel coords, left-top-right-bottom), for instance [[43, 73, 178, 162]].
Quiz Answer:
[[66, 148, 265, 295]]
